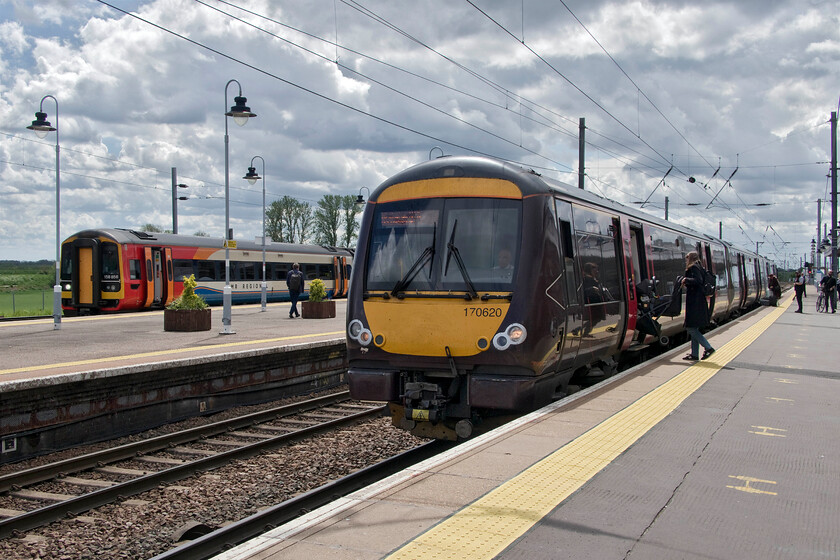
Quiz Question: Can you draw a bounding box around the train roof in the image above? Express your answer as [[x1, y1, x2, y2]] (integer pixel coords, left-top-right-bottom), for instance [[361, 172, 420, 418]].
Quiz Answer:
[[63, 228, 354, 256], [372, 155, 765, 261]]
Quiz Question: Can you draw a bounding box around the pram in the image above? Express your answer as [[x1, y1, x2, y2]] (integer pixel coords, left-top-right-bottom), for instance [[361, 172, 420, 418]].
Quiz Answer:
[[635, 279, 682, 338]]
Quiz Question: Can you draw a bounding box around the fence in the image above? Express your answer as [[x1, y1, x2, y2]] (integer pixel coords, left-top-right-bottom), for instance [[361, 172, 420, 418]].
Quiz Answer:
[[0, 290, 51, 316]]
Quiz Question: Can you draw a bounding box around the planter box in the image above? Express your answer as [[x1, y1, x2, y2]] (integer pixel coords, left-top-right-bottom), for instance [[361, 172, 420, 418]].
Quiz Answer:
[[164, 308, 212, 331], [301, 300, 336, 319]]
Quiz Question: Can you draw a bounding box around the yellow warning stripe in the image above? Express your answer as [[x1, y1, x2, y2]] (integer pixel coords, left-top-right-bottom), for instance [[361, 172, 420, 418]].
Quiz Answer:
[[0, 331, 345, 377], [386, 296, 791, 559]]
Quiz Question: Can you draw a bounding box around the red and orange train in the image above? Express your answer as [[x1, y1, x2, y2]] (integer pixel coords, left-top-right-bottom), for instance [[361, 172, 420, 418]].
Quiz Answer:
[[59, 228, 353, 315]]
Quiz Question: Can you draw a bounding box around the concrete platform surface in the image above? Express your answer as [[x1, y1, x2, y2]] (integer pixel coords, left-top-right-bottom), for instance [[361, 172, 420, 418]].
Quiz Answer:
[[0, 301, 347, 385], [213, 295, 839, 560]]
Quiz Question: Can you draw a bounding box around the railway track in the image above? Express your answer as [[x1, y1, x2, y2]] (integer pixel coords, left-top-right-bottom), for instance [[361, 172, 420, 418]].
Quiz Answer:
[[0, 391, 384, 539]]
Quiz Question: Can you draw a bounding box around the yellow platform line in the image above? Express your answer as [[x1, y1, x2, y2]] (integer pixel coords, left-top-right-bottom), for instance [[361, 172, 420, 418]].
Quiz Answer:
[[387, 298, 790, 560], [0, 331, 344, 377]]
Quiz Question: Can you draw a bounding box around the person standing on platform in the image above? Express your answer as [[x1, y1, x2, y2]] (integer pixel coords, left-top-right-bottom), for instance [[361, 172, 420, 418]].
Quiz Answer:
[[286, 263, 303, 318], [793, 270, 805, 313], [680, 251, 715, 361], [820, 269, 837, 313], [768, 274, 782, 306]]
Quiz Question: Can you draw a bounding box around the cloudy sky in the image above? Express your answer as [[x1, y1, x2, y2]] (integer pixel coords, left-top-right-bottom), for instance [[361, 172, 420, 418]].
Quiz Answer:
[[0, 0, 837, 266]]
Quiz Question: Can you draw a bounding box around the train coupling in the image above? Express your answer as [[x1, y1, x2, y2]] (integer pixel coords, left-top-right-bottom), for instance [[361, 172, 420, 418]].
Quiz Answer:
[[403, 381, 446, 423]]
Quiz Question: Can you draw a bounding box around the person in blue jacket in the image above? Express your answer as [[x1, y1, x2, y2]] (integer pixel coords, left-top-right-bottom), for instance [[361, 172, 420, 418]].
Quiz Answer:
[[681, 251, 715, 361]]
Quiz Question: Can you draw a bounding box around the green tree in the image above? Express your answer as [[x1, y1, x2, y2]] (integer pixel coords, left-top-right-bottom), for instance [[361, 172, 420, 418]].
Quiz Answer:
[[340, 194, 360, 247], [140, 223, 164, 233], [266, 196, 312, 243], [314, 194, 343, 246]]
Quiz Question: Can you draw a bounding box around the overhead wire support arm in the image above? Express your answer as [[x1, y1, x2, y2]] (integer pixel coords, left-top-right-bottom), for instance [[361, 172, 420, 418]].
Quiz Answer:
[[706, 166, 739, 209], [640, 166, 672, 208]]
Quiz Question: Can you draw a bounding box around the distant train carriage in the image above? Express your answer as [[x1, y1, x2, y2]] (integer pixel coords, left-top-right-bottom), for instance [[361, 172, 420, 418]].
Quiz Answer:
[[346, 156, 771, 440], [59, 228, 353, 315]]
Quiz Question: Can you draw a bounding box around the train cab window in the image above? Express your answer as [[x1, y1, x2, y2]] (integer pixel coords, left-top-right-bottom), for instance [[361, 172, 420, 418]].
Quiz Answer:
[[129, 259, 142, 280], [61, 245, 73, 281], [100, 243, 120, 281], [365, 197, 521, 292], [173, 259, 194, 281]]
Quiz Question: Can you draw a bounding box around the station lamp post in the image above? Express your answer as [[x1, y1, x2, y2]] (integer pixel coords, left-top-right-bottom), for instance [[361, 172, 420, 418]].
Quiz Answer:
[[243, 156, 267, 312], [355, 186, 370, 210], [26, 95, 61, 330], [222, 79, 257, 334]]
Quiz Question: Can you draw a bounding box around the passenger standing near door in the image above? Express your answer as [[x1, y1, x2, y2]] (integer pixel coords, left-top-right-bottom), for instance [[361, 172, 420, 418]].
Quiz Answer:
[[681, 252, 715, 361], [286, 263, 303, 318]]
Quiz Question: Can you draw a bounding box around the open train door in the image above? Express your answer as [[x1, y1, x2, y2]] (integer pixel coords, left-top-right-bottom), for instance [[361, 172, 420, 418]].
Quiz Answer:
[[332, 256, 348, 298], [701, 242, 716, 310], [142, 247, 165, 308], [617, 216, 640, 350]]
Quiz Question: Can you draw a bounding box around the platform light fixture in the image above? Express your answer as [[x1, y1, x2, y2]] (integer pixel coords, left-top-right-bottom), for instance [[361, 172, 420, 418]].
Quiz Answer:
[[27, 95, 61, 330], [222, 79, 257, 334], [243, 156, 267, 312], [355, 186, 370, 210]]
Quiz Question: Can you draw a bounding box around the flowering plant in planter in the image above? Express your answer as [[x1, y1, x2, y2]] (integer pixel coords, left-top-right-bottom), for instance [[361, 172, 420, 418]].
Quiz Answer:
[[308, 278, 328, 303], [164, 275, 211, 331], [302, 278, 335, 318], [167, 275, 209, 310]]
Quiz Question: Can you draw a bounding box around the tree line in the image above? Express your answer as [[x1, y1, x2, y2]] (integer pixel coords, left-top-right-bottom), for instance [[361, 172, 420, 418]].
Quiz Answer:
[[142, 193, 361, 247]]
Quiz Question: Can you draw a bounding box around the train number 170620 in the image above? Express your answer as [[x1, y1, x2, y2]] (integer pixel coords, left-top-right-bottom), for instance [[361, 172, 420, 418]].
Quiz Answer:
[[464, 307, 503, 317]]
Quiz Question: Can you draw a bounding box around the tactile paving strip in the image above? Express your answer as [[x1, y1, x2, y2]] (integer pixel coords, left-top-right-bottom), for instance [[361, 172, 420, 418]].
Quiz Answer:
[[386, 298, 790, 559]]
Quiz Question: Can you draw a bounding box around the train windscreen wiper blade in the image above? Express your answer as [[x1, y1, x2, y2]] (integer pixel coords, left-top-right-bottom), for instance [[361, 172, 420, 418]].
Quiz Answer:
[[444, 220, 478, 300], [391, 222, 436, 296]]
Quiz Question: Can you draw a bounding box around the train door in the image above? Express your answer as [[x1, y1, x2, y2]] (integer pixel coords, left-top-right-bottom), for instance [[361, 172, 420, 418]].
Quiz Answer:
[[617, 217, 639, 350], [142, 247, 165, 307], [164, 248, 175, 306], [332, 256, 348, 298], [78, 246, 94, 306], [553, 198, 582, 369]]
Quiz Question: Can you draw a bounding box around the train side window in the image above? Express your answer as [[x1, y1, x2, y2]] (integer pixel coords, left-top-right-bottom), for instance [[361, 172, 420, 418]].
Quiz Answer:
[[274, 264, 289, 280], [318, 264, 333, 280], [129, 259, 142, 280], [173, 259, 193, 281], [197, 261, 217, 281]]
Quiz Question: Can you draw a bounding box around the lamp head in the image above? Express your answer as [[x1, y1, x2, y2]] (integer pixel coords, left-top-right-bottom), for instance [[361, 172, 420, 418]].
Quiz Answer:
[[243, 166, 261, 185], [226, 96, 256, 126], [27, 111, 55, 138]]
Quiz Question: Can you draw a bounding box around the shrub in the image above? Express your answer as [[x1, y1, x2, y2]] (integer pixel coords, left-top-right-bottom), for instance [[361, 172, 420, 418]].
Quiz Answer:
[[308, 278, 328, 303], [167, 275, 208, 310]]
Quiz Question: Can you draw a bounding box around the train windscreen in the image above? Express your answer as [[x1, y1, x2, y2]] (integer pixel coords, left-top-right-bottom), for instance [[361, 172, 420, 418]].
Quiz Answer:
[[366, 197, 521, 293]]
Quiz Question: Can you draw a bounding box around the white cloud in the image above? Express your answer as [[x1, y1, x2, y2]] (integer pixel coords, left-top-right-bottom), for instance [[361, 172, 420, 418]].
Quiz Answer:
[[0, 0, 836, 265]]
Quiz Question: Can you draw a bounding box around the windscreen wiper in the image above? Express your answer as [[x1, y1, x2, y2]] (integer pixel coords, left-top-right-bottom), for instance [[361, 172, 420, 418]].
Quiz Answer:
[[444, 220, 479, 300], [391, 222, 436, 296]]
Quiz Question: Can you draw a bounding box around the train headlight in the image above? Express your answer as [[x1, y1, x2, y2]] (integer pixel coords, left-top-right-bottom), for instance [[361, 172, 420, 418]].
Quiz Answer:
[[506, 323, 527, 344], [348, 319, 373, 346], [493, 323, 527, 351], [63, 283, 72, 291]]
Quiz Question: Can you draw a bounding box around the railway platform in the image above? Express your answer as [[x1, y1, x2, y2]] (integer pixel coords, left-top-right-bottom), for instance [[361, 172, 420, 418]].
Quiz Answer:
[[0, 302, 348, 462], [215, 293, 839, 560]]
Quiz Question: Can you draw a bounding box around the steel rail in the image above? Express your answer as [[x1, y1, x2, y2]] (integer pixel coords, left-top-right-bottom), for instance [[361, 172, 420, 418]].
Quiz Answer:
[[0, 391, 352, 493], [149, 440, 453, 560], [0, 401, 384, 538]]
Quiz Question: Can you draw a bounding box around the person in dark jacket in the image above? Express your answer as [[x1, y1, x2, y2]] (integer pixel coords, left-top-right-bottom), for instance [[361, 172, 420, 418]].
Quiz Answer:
[[768, 274, 782, 306], [286, 263, 303, 318], [681, 251, 714, 361], [793, 270, 805, 313]]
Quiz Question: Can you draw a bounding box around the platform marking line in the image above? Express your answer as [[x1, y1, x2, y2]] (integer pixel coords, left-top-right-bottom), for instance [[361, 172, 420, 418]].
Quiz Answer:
[[748, 426, 787, 437], [0, 331, 344, 376], [726, 475, 778, 496], [385, 303, 789, 560]]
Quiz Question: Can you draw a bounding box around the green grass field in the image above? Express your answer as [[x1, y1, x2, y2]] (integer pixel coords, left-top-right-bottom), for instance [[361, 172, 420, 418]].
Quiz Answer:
[[0, 261, 54, 317]]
